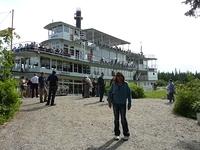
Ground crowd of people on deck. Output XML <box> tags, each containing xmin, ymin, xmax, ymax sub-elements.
<box><xmin>13</xmin><ymin>42</ymin><xmax>139</xmax><ymax>69</ymax></box>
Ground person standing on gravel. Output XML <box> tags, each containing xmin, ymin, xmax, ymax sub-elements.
<box><xmin>166</xmin><ymin>79</ymin><xmax>175</xmax><ymax>103</ymax></box>
<box><xmin>98</xmin><ymin>72</ymin><xmax>105</xmax><ymax>102</ymax></box>
<box><xmin>108</xmin><ymin>72</ymin><xmax>132</xmax><ymax>141</ymax></box>
<box><xmin>31</xmin><ymin>73</ymin><xmax>39</xmax><ymax>98</ymax></box>
<box><xmin>46</xmin><ymin>71</ymin><xmax>58</xmax><ymax>106</ymax></box>
<box><xmin>38</xmin><ymin>72</ymin><xmax>47</xmax><ymax>103</ymax></box>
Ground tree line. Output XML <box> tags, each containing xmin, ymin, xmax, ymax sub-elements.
<box><xmin>157</xmin><ymin>70</ymin><xmax>200</xmax><ymax>86</ymax></box>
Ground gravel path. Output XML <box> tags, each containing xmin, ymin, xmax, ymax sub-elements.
<box><xmin>0</xmin><ymin>96</ymin><xmax>199</xmax><ymax>150</ymax></box>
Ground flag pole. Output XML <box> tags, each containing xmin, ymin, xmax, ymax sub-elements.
<box><xmin>10</xmin><ymin>9</ymin><xmax>14</xmax><ymax>50</ymax></box>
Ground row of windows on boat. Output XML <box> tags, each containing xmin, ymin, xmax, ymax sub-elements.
<box><xmin>13</xmin><ymin>47</ymin><xmax>139</xmax><ymax>69</ymax></box>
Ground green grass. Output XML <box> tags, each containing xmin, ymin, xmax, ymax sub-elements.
<box><xmin>144</xmin><ymin>89</ymin><xmax>167</xmax><ymax>99</ymax></box>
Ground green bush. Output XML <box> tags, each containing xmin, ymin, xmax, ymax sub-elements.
<box><xmin>104</xmin><ymin>83</ymin><xmax>111</xmax><ymax>96</ymax></box>
<box><xmin>0</xmin><ymin>28</ymin><xmax>21</xmax><ymax>125</ymax></box>
<box><xmin>173</xmin><ymin>79</ymin><xmax>200</xmax><ymax>119</ymax></box>
<box><xmin>156</xmin><ymin>79</ymin><xmax>167</xmax><ymax>87</ymax></box>
<box><xmin>104</xmin><ymin>82</ymin><xmax>144</xmax><ymax>99</ymax></box>
<box><xmin>0</xmin><ymin>79</ymin><xmax>21</xmax><ymax>125</ymax></box>
<box><xmin>128</xmin><ymin>82</ymin><xmax>145</xmax><ymax>99</ymax></box>
<box><xmin>192</xmin><ymin>101</ymin><xmax>200</xmax><ymax>113</ymax></box>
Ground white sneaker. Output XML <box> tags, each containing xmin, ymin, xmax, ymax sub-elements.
<box><xmin>123</xmin><ymin>136</ymin><xmax>129</xmax><ymax>141</ymax></box>
<box><xmin>114</xmin><ymin>136</ymin><xmax>120</xmax><ymax>140</ymax></box>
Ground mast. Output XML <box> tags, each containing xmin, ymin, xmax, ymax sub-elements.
<box><xmin>10</xmin><ymin>9</ymin><xmax>14</xmax><ymax>50</ymax></box>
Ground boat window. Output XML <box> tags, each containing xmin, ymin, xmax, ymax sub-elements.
<box><xmin>82</xmin><ymin>65</ymin><xmax>86</xmax><ymax>74</ymax></box>
<box><xmin>74</xmin><ymin>64</ymin><xmax>78</xmax><ymax>72</ymax></box>
<box><xmin>57</xmin><ymin>60</ymin><xmax>62</xmax><ymax>71</ymax></box>
<box><xmin>52</xmin><ymin>59</ymin><xmax>57</xmax><ymax>69</ymax></box>
<box><xmin>64</xmin><ymin>26</ymin><xmax>69</xmax><ymax>33</ymax></box>
<box><xmin>63</xmin><ymin>62</ymin><xmax>70</xmax><ymax>72</ymax></box>
<box><xmin>75</xmin><ymin>50</ymin><xmax>79</xmax><ymax>59</ymax></box>
<box><xmin>53</xmin><ymin>25</ymin><xmax>62</xmax><ymax>34</ymax></box>
<box><xmin>78</xmin><ymin>64</ymin><xmax>82</xmax><ymax>73</ymax></box>
<box><xmin>86</xmin><ymin>65</ymin><xmax>90</xmax><ymax>74</ymax></box>
<box><xmin>64</xmin><ymin>44</ymin><xmax>69</xmax><ymax>55</ymax></box>
<box><xmin>41</xmin><ymin>57</ymin><xmax>50</xmax><ymax>69</ymax></box>
<box><xmin>70</xmin><ymin>46</ymin><xmax>74</xmax><ymax>56</ymax></box>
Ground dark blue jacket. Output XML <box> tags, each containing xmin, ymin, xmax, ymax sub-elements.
<box><xmin>109</xmin><ymin>82</ymin><xmax>131</xmax><ymax>105</ymax></box>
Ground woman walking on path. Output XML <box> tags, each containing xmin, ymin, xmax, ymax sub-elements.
<box><xmin>108</xmin><ymin>72</ymin><xmax>132</xmax><ymax>141</ymax></box>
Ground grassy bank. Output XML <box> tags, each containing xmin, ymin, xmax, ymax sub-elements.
<box><xmin>144</xmin><ymin>88</ymin><xmax>166</xmax><ymax>99</ymax></box>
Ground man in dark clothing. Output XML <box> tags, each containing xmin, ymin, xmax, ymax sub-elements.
<box><xmin>46</xmin><ymin>71</ymin><xmax>58</xmax><ymax>106</ymax></box>
<box><xmin>166</xmin><ymin>79</ymin><xmax>175</xmax><ymax>103</ymax></box>
<box><xmin>38</xmin><ymin>72</ymin><xmax>47</xmax><ymax>103</ymax></box>
<box><xmin>92</xmin><ymin>78</ymin><xmax>97</xmax><ymax>97</ymax></box>
<box><xmin>98</xmin><ymin>72</ymin><xmax>105</xmax><ymax>102</ymax></box>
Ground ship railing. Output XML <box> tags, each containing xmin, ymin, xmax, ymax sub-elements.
<box><xmin>13</xmin><ymin>42</ymin><xmax>138</xmax><ymax>70</ymax></box>
<box><xmin>91</xmin><ymin>59</ymin><xmax>137</xmax><ymax>70</ymax></box>
<box><xmin>12</xmin><ymin>66</ymin><xmax>41</xmax><ymax>72</ymax></box>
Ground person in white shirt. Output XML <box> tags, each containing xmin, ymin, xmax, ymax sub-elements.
<box><xmin>31</xmin><ymin>73</ymin><xmax>39</xmax><ymax>98</ymax></box>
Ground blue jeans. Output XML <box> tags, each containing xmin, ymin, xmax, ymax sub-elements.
<box><xmin>113</xmin><ymin>104</ymin><xmax>130</xmax><ymax>136</ymax></box>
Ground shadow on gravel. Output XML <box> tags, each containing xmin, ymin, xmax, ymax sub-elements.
<box><xmin>99</xmin><ymin>103</ymin><xmax>108</xmax><ymax>107</ymax></box>
<box><xmin>164</xmin><ymin>102</ymin><xmax>173</xmax><ymax>106</ymax></box>
<box><xmin>175</xmin><ymin>140</ymin><xmax>200</xmax><ymax>150</ymax></box>
<box><xmin>22</xmin><ymin>102</ymin><xmax>40</xmax><ymax>107</ymax></box>
<box><xmin>86</xmin><ymin>138</ymin><xmax>125</xmax><ymax>150</ymax></box>
<box><xmin>84</xmin><ymin>101</ymin><xmax>101</xmax><ymax>106</ymax></box>
<box><xmin>20</xmin><ymin>105</ymin><xmax>48</xmax><ymax>112</ymax></box>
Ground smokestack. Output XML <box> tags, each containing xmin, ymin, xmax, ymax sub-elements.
<box><xmin>74</xmin><ymin>8</ymin><xmax>83</xmax><ymax>29</ymax></box>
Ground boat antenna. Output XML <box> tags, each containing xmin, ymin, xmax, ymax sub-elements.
<box><xmin>140</xmin><ymin>41</ymin><xmax>143</xmax><ymax>55</ymax></box>
<box><xmin>10</xmin><ymin>9</ymin><xmax>14</xmax><ymax>50</ymax></box>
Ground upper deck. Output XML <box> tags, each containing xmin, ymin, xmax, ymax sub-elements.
<box><xmin>44</xmin><ymin>21</ymin><xmax>85</xmax><ymax>41</ymax></box>
<box><xmin>43</xmin><ymin>22</ymin><xmax>131</xmax><ymax>48</ymax></box>
<box><xmin>83</xmin><ymin>28</ymin><xmax>130</xmax><ymax>47</ymax></box>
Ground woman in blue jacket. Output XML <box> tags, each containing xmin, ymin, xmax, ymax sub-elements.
<box><xmin>108</xmin><ymin>72</ymin><xmax>132</xmax><ymax>141</ymax></box>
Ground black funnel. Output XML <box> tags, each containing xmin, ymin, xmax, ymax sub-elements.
<box><xmin>74</xmin><ymin>9</ymin><xmax>83</xmax><ymax>29</ymax></box>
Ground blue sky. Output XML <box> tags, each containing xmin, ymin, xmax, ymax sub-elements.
<box><xmin>0</xmin><ymin>0</ymin><xmax>200</xmax><ymax>73</ymax></box>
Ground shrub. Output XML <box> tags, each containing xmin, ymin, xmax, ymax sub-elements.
<box><xmin>192</xmin><ymin>101</ymin><xmax>200</xmax><ymax>113</ymax></box>
<box><xmin>104</xmin><ymin>82</ymin><xmax>144</xmax><ymax>99</ymax></box>
<box><xmin>128</xmin><ymin>82</ymin><xmax>145</xmax><ymax>99</ymax></box>
<box><xmin>0</xmin><ymin>79</ymin><xmax>21</xmax><ymax>125</ymax></box>
<box><xmin>0</xmin><ymin>28</ymin><xmax>21</xmax><ymax>125</ymax></box>
<box><xmin>156</xmin><ymin>79</ymin><xmax>167</xmax><ymax>87</ymax></box>
<box><xmin>104</xmin><ymin>84</ymin><xmax>111</xmax><ymax>96</ymax></box>
<box><xmin>173</xmin><ymin>79</ymin><xmax>200</xmax><ymax>118</ymax></box>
